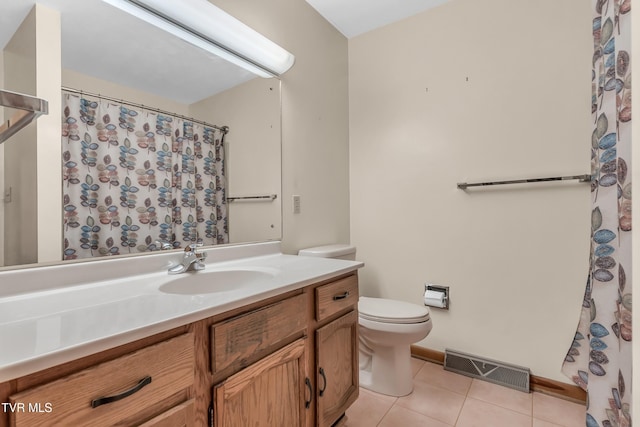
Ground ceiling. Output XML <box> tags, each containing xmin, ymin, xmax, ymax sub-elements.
<box><xmin>305</xmin><ymin>0</ymin><xmax>450</xmax><ymax>38</ymax></box>
<box><xmin>0</xmin><ymin>0</ymin><xmax>255</xmax><ymax>104</ymax></box>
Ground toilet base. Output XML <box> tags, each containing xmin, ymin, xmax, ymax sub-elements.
<box><xmin>359</xmin><ymin>344</ymin><xmax>414</xmax><ymax>397</ymax></box>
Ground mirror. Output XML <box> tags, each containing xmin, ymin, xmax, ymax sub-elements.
<box><xmin>0</xmin><ymin>0</ymin><xmax>282</xmax><ymax>269</ymax></box>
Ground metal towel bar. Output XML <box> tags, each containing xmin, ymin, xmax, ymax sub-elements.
<box><xmin>227</xmin><ymin>194</ymin><xmax>278</xmax><ymax>202</ymax></box>
<box><xmin>457</xmin><ymin>174</ymin><xmax>591</xmax><ymax>190</ymax></box>
<box><xmin>0</xmin><ymin>89</ymin><xmax>49</xmax><ymax>144</ymax></box>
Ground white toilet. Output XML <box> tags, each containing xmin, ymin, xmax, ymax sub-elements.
<box><xmin>298</xmin><ymin>244</ymin><xmax>433</xmax><ymax>397</ymax></box>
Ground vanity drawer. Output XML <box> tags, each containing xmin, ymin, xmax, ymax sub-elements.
<box><xmin>9</xmin><ymin>333</ymin><xmax>195</xmax><ymax>427</ymax></box>
<box><xmin>315</xmin><ymin>275</ymin><xmax>358</xmax><ymax>322</ymax></box>
<box><xmin>139</xmin><ymin>399</ymin><xmax>195</xmax><ymax>427</ymax></box>
<box><xmin>211</xmin><ymin>293</ymin><xmax>307</xmax><ymax>373</ymax></box>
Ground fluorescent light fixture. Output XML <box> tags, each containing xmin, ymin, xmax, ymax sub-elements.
<box><xmin>100</xmin><ymin>0</ymin><xmax>295</xmax><ymax>77</ymax></box>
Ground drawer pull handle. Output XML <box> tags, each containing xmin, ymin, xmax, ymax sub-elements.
<box><xmin>91</xmin><ymin>376</ymin><xmax>152</xmax><ymax>408</ymax></box>
<box><xmin>318</xmin><ymin>367</ymin><xmax>327</xmax><ymax>397</ymax></box>
<box><xmin>304</xmin><ymin>377</ymin><xmax>313</xmax><ymax>408</ymax></box>
<box><xmin>333</xmin><ymin>291</ymin><xmax>350</xmax><ymax>301</ymax></box>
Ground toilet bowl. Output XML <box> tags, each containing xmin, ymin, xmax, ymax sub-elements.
<box><xmin>358</xmin><ymin>296</ymin><xmax>432</xmax><ymax>396</ymax></box>
<box><xmin>298</xmin><ymin>244</ymin><xmax>433</xmax><ymax>397</ymax></box>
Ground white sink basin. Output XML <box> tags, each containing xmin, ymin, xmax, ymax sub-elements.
<box><xmin>158</xmin><ymin>268</ymin><xmax>278</xmax><ymax>295</ymax></box>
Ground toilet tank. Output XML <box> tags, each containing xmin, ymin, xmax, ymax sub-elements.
<box><xmin>298</xmin><ymin>244</ymin><xmax>356</xmax><ymax>260</ymax></box>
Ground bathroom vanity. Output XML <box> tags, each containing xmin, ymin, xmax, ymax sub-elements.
<box><xmin>0</xmin><ymin>243</ymin><xmax>362</xmax><ymax>426</ymax></box>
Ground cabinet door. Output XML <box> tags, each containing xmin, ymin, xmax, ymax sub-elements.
<box><xmin>213</xmin><ymin>338</ymin><xmax>309</xmax><ymax>427</ymax></box>
<box><xmin>316</xmin><ymin>310</ymin><xmax>358</xmax><ymax>427</ymax></box>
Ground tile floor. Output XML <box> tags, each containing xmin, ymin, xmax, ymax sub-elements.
<box><xmin>344</xmin><ymin>358</ymin><xmax>586</xmax><ymax>427</ymax></box>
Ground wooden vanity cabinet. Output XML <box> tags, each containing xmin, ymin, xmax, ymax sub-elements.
<box><xmin>316</xmin><ymin>311</ymin><xmax>358</xmax><ymax>427</ymax></box>
<box><xmin>210</xmin><ymin>273</ymin><xmax>359</xmax><ymax>427</ymax></box>
<box><xmin>8</xmin><ymin>333</ymin><xmax>196</xmax><ymax>427</ymax></box>
<box><xmin>210</xmin><ymin>293</ymin><xmax>311</xmax><ymax>427</ymax></box>
<box><xmin>213</xmin><ymin>338</ymin><xmax>309</xmax><ymax>427</ymax></box>
<box><xmin>0</xmin><ymin>272</ymin><xmax>360</xmax><ymax>427</ymax></box>
<box><xmin>313</xmin><ymin>275</ymin><xmax>359</xmax><ymax>427</ymax></box>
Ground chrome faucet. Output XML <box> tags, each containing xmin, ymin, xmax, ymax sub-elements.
<box><xmin>155</xmin><ymin>240</ymin><xmax>173</xmax><ymax>250</ymax></box>
<box><xmin>168</xmin><ymin>243</ymin><xmax>207</xmax><ymax>274</ymax></box>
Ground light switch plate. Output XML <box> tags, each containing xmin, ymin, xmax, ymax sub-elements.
<box><xmin>292</xmin><ymin>195</ymin><xmax>301</xmax><ymax>214</ymax></box>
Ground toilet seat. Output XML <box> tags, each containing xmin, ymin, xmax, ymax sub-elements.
<box><xmin>359</xmin><ymin>297</ymin><xmax>430</xmax><ymax>324</ymax></box>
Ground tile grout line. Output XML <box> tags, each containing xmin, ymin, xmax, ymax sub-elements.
<box><xmin>452</xmin><ymin>379</ymin><xmax>474</xmax><ymax>426</ymax></box>
<box><xmin>375</xmin><ymin>396</ymin><xmax>397</xmax><ymax>427</ymax></box>
<box><xmin>531</xmin><ymin>391</ymin><xmax>534</xmax><ymax>427</ymax></box>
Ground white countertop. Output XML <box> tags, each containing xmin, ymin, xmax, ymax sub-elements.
<box><xmin>0</xmin><ymin>242</ymin><xmax>363</xmax><ymax>382</ymax></box>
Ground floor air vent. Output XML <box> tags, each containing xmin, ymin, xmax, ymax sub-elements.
<box><xmin>444</xmin><ymin>349</ymin><xmax>530</xmax><ymax>393</ymax></box>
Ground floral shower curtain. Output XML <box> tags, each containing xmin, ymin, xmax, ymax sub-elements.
<box><xmin>62</xmin><ymin>93</ymin><xmax>228</xmax><ymax>260</ymax></box>
<box><xmin>561</xmin><ymin>1</ymin><xmax>632</xmax><ymax>426</ymax></box>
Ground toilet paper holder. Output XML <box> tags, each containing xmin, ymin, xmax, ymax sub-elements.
<box><xmin>424</xmin><ymin>284</ymin><xmax>449</xmax><ymax>310</ymax></box>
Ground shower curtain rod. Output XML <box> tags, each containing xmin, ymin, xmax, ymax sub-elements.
<box><xmin>61</xmin><ymin>86</ymin><xmax>229</xmax><ymax>134</ymax></box>
<box><xmin>457</xmin><ymin>174</ymin><xmax>591</xmax><ymax>189</ymax></box>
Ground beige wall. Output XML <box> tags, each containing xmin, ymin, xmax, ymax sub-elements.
<box><xmin>210</xmin><ymin>0</ymin><xmax>351</xmax><ymax>254</ymax></box>
<box><xmin>190</xmin><ymin>78</ymin><xmax>282</xmax><ymax>243</ymax></box>
<box><xmin>3</xmin><ymin>5</ymin><xmax>61</xmax><ymax>266</ymax></box>
<box><xmin>34</xmin><ymin>5</ymin><xmax>62</xmax><ymax>264</ymax></box>
<box><xmin>349</xmin><ymin>0</ymin><xmax>592</xmax><ymax>382</ymax></box>
<box><xmin>3</xmin><ymin>8</ymin><xmax>37</xmax><ymax>266</ymax></box>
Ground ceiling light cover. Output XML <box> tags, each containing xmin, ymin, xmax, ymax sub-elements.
<box><xmin>101</xmin><ymin>0</ymin><xmax>295</xmax><ymax>77</ymax></box>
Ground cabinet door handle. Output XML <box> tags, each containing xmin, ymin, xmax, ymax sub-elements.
<box><xmin>333</xmin><ymin>291</ymin><xmax>350</xmax><ymax>301</ymax></box>
<box><xmin>90</xmin><ymin>376</ymin><xmax>152</xmax><ymax>408</ymax></box>
<box><xmin>318</xmin><ymin>367</ymin><xmax>327</xmax><ymax>397</ymax></box>
<box><xmin>304</xmin><ymin>377</ymin><xmax>313</xmax><ymax>408</ymax></box>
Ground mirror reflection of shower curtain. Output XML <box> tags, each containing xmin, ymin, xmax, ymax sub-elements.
<box><xmin>62</xmin><ymin>93</ymin><xmax>228</xmax><ymax>260</ymax></box>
